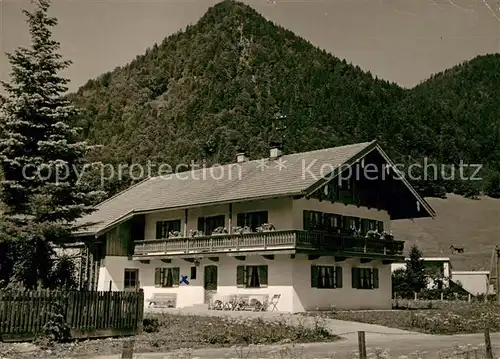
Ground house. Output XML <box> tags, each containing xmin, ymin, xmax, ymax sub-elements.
<box><xmin>391</xmin><ymin>257</ymin><xmax>451</xmax><ymax>289</ymax></box>
<box><xmin>73</xmin><ymin>140</ymin><xmax>435</xmax><ymax>312</ymax></box>
<box><xmin>451</xmin><ymin>271</ymin><xmax>493</xmax><ymax>296</ymax></box>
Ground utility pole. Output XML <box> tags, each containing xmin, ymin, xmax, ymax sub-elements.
<box><xmin>496</xmin><ymin>246</ymin><xmax>500</xmax><ymax>304</ymax></box>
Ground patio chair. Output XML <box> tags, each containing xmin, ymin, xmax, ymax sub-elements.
<box><xmin>223</xmin><ymin>295</ymin><xmax>238</xmax><ymax>310</ymax></box>
<box><xmin>268</xmin><ymin>294</ymin><xmax>281</xmax><ymax>311</ymax></box>
<box><xmin>210</xmin><ymin>299</ymin><xmax>223</xmax><ymax>310</ymax></box>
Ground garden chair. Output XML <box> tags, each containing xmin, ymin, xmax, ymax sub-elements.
<box><xmin>268</xmin><ymin>294</ymin><xmax>281</xmax><ymax>311</ymax></box>
<box><xmin>222</xmin><ymin>295</ymin><xmax>237</xmax><ymax>310</ymax></box>
<box><xmin>210</xmin><ymin>298</ymin><xmax>223</xmax><ymax>310</ymax></box>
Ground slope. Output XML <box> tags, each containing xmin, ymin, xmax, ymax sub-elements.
<box><xmin>71</xmin><ymin>1</ymin><xmax>404</xmax><ymax>177</ymax></box>
<box><xmin>392</xmin><ymin>194</ymin><xmax>500</xmax><ymax>271</ymax></box>
<box><xmin>67</xmin><ymin>0</ymin><xmax>500</xmax><ymax>270</ymax></box>
<box><xmin>70</xmin><ymin>0</ymin><xmax>500</xmax><ymax>199</ymax></box>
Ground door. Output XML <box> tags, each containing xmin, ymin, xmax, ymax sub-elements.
<box><xmin>204</xmin><ymin>265</ymin><xmax>218</xmax><ymax>304</ymax></box>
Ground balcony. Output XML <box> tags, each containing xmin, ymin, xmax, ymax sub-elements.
<box><xmin>133</xmin><ymin>230</ymin><xmax>404</xmax><ymax>259</ymax></box>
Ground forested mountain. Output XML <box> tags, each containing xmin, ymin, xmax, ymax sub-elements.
<box><xmin>69</xmin><ymin>0</ymin><xmax>500</xmax><ymax>199</ymax></box>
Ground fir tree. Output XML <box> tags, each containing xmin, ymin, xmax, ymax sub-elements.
<box><xmin>405</xmin><ymin>245</ymin><xmax>428</xmax><ymax>295</ymax></box>
<box><xmin>0</xmin><ymin>0</ymin><xmax>104</xmax><ymax>288</ymax></box>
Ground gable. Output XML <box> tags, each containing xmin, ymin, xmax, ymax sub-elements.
<box><xmin>305</xmin><ymin>145</ymin><xmax>435</xmax><ymax>220</ymax></box>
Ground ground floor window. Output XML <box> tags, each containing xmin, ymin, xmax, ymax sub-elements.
<box><xmin>237</xmin><ymin>265</ymin><xmax>268</xmax><ymax>288</ymax></box>
<box><xmin>311</xmin><ymin>265</ymin><xmax>343</xmax><ymax>288</ymax></box>
<box><xmin>352</xmin><ymin>267</ymin><xmax>379</xmax><ymax>289</ymax></box>
<box><xmin>154</xmin><ymin>267</ymin><xmax>180</xmax><ymax>287</ymax></box>
<box><xmin>124</xmin><ymin>268</ymin><xmax>139</xmax><ymax>289</ymax></box>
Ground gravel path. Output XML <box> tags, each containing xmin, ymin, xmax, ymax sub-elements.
<box><xmin>90</xmin><ymin>332</ymin><xmax>500</xmax><ymax>359</ymax></box>
<box><xmin>89</xmin><ymin>308</ymin><xmax>473</xmax><ymax>359</ymax></box>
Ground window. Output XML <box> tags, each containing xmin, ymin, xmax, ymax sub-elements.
<box><xmin>197</xmin><ymin>215</ymin><xmax>225</xmax><ymax>235</ymax></box>
<box><xmin>361</xmin><ymin>219</ymin><xmax>379</xmax><ymax>233</ymax></box>
<box><xmin>124</xmin><ymin>269</ymin><xmax>139</xmax><ymax>289</ymax></box>
<box><xmin>154</xmin><ymin>267</ymin><xmax>180</xmax><ymax>287</ymax></box>
<box><xmin>237</xmin><ymin>265</ymin><xmax>268</xmax><ymax>288</ymax></box>
<box><xmin>351</xmin><ymin>268</ymin><xmax>379</xmax><ymax>289</ymax></box>
<box><xmin>237</xmin><ymin>211</ymin><xmax>268</xmax><ymax>231</ymax></box>
<box><xmin>311</xmin><ymin>265</ymin><xmax>343</xmax><ymax>289</ymax></box>
<box><xmin>190</xmin><ymin>266</ymin><xmax>197</xmax><ymax>280</ymax></box>
<box><xmin>303</xmin><ymin>210</ymin><xmax>324</xmax><ymax>231</ymax></box>
<box><xmin>323</xmin><ymin>214</ymin><xmax>341</xmax><ymax>231</ymax></box>
<box><xmin>155</xmin><ymin>219</ymin><xmax>182</xmax><ymax>239</ymax></box>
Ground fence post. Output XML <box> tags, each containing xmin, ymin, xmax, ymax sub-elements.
<box><xmin>484</xmin><ymin>327</ymin><xmax>493</xmax><ymax>359</ymax></box>
<box><xmin>414</xmin><ymin>292</ymin><xmax>417</xmax><ymax>301</ymax></box>
<box><xmin>358</xmin><ymin>331</ymin><xmax>367</xmax><ymax>359</ymax></box>
<box><xmin>121</xmin><ymin>338</ymin><xmax>135</xmax><ymax>359</ymax></box>
<box><xmin>441</xmin><ymin>292</ymin><xmax>444</xmax><ymax>301</ymax></box>
<box><xmin>137</xmin><ymin>289</ymin><xmax>144</xmax><ymax>333</ymax></box>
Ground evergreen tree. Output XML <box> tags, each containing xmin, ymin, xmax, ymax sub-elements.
<box><xmin>404</xmin><ymin>245</ymin><xmax>428</xmax><ymax>295</ymax></box>
<box><xmin>391</xmin><ymin>268</ymin><xmax>412</xmax><ymax>299</ymax></box>
<box><xmin>0</xmin><ymin>0</ymin><xmax>104</xmax><ymax>289</ymax></box>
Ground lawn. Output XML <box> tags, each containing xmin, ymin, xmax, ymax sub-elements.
<box><xmin>310</xmin><ymin>302</ymin><xmax>500</xmax><ymax>335</ymax></box>
<box><xmin>0</xmin><ymin>313</ymin><xmax>338</xmax><ymax>358</ymax></box>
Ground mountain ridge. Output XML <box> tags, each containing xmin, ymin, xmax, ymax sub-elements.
<box><xmin>68</xmin><ymin>0</ymin><xmax>500</xmax><ymax>270</ymax></box>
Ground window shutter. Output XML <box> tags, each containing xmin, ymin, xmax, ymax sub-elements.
<box><xmin>156</xmin><ymin>222</ymin><xmax>162</xmax><ymax>239</ymax></box>
<box><xmin>373</xmin><ymin>268</ymin><xmax>379</xmax><ymax>289</ymax></box>
<box><xmin>154</xmin><ymin>268</ymin><xmax>161</xmax><ymax>287</ymax></box>
<box><xmin>197</xmin><ymin>217</ymin><xmax>205</xmax><ymax>232</ymax></box>
<box><xmin>336</xmin><ymin>266</ymin><xmax>343</xmax><ymax>288</ymax></box>
<box><xmin>351</xmin><ymin>267</ymin><xmax>359</xmax><ymax>289</ymax></box>
<box><xmin>377</xmin><ymin>221</ymin><xmax>384</xmax><ymax>232</ymax></box>
<box><xmin>172</xmin><ymin>267</ymin><xmax>180</xmax><ymax>286</ymax></box>
<box><xmin>303</xmin><ymin>211</ymin><xmax>310</xmax><ymax>230</ymax></box>
<box><xmin>237</xmin><ymin>213</ymin><xmax>245</xmax><ymax>227</ymax></box>
<box><xmin>343</xmin><ymin>216</ymin><xmax>350</xmax><ymax>230</ymax></box>
<box><xmin>173</xmin><ymin>220</ymin><xmax>181</xmax><ymax>232</ymax></box>
<box><xmin>236</xmin><ymin>265</ymin><xmax>245</xmax><ymax>287</ymax></box>
<box><xmin>259</xmin><ymin>265</ymin><xmax>268</xmax><ymax>286</ymax></box>
<box><xmin>311</xmin><ymin>265</ymin><xmax>318</xmax><ymax>288</ymax></box>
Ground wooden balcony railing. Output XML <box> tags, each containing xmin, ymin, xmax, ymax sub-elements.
<box><xmin>133</xmin><ymin>230</ymin><xmax>404</xmax><ymax>258</ymax></box>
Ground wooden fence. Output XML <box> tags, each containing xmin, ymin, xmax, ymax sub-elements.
<box><xmin>0</xmin><ymin>289</ymin><xmax>144</xmax><ymax>341</ymax></box>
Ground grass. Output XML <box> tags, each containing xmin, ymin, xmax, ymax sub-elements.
<box><xmin>309</xmin><ymin>301</ymin><xmax>500</xmax><ymax>335</ymax></box>
<box><xmin>0</xmin><ymin>313</ymin><xmax>338</xmax><ymax>358</ymax></box>
<box><xmin>392</xmin><ymin>194</ymin><xmax>500</xmax><ymax>271</ymax></box>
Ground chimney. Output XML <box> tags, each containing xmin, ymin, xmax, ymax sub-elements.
<box><xmin>235</xmin><ymin>146</ymin><xmax>247</xmax><ymax>163</ymax></box>
<box><xmin>236</xmin><ymin>152</ymin><xmax>247</xmax><ymax>163</ymax></box>
<box><xmin>269</xmin><ymin>141</ymin><xmax>283</xmax><ymax>159</ymax></box>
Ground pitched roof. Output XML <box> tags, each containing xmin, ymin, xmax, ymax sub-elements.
<box><xmin>74</xmin><ymin>140</ymin><xmax>434</xmax><ymax>236</ymax></box>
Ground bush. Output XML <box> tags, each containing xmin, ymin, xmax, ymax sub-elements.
<box><xmin>142</xmin><ymin>317</ymin><xmax>160</xmax><ymax>333</ymax></box>
<box><xmin>141</xmin><ymin>313</ymin><xmax>336</xmax><ymax>347</ymax></box>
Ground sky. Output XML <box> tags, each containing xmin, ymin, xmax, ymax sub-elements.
<box><xmin>1</xmin><ymin>0</ymin><xmax>499</xmax><ymax>91</ymax></box>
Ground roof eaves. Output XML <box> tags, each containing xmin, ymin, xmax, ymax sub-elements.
<box><xmin>77</xmin><ymin>191</ymin><xmax>304</xmax><ymax>237</ymax></box>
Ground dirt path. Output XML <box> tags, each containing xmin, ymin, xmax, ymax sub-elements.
<box><xmin>88</xmin><ymin>309</ymin><xmax>498</xmax><ymax>359</ymax></box>
<box><xmin>90</xmin><ymin>332</ymin><xmax>500</xmax><ymax>359</ymax></box>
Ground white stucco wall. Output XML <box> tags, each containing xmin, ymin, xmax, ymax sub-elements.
<box><xmin>144</xmin><ymin>198</ymin><xmax>293</xmax><ymax>239</ymax></box>
<box><xmin>102</xmin><ymin>196</ymin><xmax>395</xmax><ymax>312</ymax></box>
<box><xmin>452</xmin><ymin>271</ymin><xmax>491</xmax><ymax>295</ymax></box>
<box><xmin>292</xmin><ymin>255</ymin><xmax>392</xmax><ymax>311</ymax></box>
<box><xmin>99</xmin><ymin>254</ymin><xmax>392</xmax><ymax>312</ymax></box>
